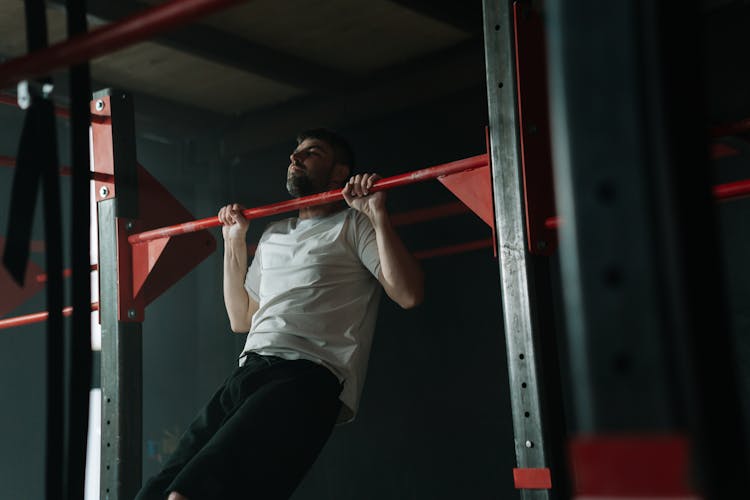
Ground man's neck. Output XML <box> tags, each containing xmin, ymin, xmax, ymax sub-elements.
<box><xmin>298</xmin><ymin>201</ymin><xmax>346</xmax><ymax>220</ymax></box>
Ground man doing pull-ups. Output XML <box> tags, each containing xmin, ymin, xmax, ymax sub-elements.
<box><xmin>136</xmin><ymin>129</ymin><xmax>424</xmax><ymax>500</ymax></box>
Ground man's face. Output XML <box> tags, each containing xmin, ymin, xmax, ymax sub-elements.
<box><xmin>286</xmin><ymin>138</ymin><xmax>339</xmax><ymax>197</ymax></box>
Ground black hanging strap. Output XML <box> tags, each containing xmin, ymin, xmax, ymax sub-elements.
<box><xmin>1</xmin><ymin>1</ymin><xmax>65</xmax><ymax>499</ymax></box>
<box><xmin>64</xmin><ymin>1</ymin><xmax>92</xmax><ymax>499</ymax></box>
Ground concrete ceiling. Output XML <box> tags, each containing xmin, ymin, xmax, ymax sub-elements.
<box><xmin>0</xmin><ymin>0</ymin><xmax>485</xmax><ymax>154</ymax></box>
<box><xmin>1</xmin><ymin>0</ymin><xmax>747</xmax><ymax>156</ymax></box>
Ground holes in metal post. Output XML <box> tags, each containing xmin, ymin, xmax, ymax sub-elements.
<box><xmin>612</xmin><ymin>351</ymin><xmax>633</xmax><ymax>375</ymax></box>
<box><xmin>602</xmin><ymin>266</ymin><xmax>623</xmax><ymax>288</ymax></box>
<box><xmin>519</xmin><ymin>353</ymin><xmax>525</xmax><ymax>360</ymax></box>
<box><xmin>521</xmin><ymin>382</ymin><xmax>527</xmax><ymax>388</ymax></box>
<box><xmin>596</xmin><ymin>180</ymin><xmax>617</xmax><ymax>204</ymax></box>
<box><xmin>494</xmin><ymin>24</ymin><xmax>500</xmax><ymax>31</ymax></box>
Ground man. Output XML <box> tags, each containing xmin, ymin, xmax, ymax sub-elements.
<box><xmin>136</xmin><ymin>129</ymin><xmax>424</xmax><ymax>500</ymax></box>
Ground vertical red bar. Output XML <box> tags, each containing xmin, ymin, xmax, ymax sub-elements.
<box><xmin>513</xmin><ymin>3</ymin><xmax>558</xmax><ymax>256</ymax></box>
<box><xmin>91</xmin><ymin>95</ymin><xmax>141</xmax><ymax>322</ymax></box>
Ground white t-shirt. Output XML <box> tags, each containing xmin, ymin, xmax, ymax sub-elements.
<box><xmin>241</xmin><ymin>208</ymin><xmax>382</xmax><ymax>423</ymax></box>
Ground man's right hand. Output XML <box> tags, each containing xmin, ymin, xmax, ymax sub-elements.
<box><xmin>218</xmin><ymin>203</ymin><xmax>250</xmax><ymax>240</ymax></box>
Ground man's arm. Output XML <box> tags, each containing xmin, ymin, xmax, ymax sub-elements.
<box><xmin>343</xmin><ymin>174</ymin><xmax>424</xmax><ymax>309</ymax></box>
<box><xmin>219</xmin><ymin>203</ymin><xmax>259</xmax><ymax>333</ymax></box>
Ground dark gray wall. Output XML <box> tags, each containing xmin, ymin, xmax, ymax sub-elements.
<box><xmin>3</xmin><ymin>11</ymin><xmax>750</xmax><ymax>495</ymax></box>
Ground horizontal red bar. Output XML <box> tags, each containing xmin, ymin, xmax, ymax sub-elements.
<box><xmin>413</xmin><ymin>239</ymin><xmax>493</xmax><ymax>260</ymax></box>
<box><xmin>128</xmin><ymin>154</ymin><xmax>489</xmax><ymax>244</ymax></box>
<box><xmin>711</xmin><ymin>142</ymin><xmax>739</xmax><ymax>159</ymax></box>
<box><xmin>569</xmin><ymin>434</ymin><xmax>694</xmax><ymax>496</ymax></box>
<box><xmin>0</xmin><ymin>0</ymin><xmax>247</xmax><ymax>89</ymax></box>
<box><xmin>1</xmin><ymin>155</ymin><xmax>113</xmax><ymax>182</ymax></box>
<box><xmin>390</xmin><ymin>202</ymin><xmax>470</xmax><ymax>227</ymax></box>
<box><xmin>0</xmin><ymin>302</ymin><xmax>99</xmax><ymax>330</ymax></box>
<box><xmin>0</xmin><ymin>93</ymin><xmax>70</xmax><ymax>118</ymax></box>
<box><xmin>711</xmin><ymin>118</ymin><xmax>750</xmax><ymax>137</ymax></box>
<box><xmin>713</xmin><ymin>178</ymin><xmax>750</xmax><ymax>201</ymax></box>
<box><xmin>545</xmin><ymin>178</ymin><xmax>750</xmax><ymax>230</ymax></box>
<box><xmin>245</xmin><ymin>203</ymin><xmax>480</xmax><ymax>257</ymax></box>
<box><xmin>35</xmin><ymin>264</ymin><xmax>98</xmax><ymax>284</ymax></box>
<box><xmin>513</xmin><ymin>467</ymin><xmax>552</xmax><ymax>489</ymax></box>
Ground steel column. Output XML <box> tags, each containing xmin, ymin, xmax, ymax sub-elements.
<box><xmin>482</xmin><ymin>1</ymin><xmax>551</xmax><ymax>497</ymax></box>
<box><xmin>94</xmin><ymin>89</ymin><xmax>142</xmax><ymax>500</ymax></box>
<box><xmin>98</xmin><ymin>200</ymin><xmax>142</xmax><ymax>500</ymax></box>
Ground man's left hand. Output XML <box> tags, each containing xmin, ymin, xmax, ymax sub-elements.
<box><xmin>342</xmin><ymin>173</ymin><xmax>386</xmax><ymax>222</ymax></box>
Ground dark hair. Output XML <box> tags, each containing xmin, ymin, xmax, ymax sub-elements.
<box><xmin>297</xmin><ymin>128</ymin><xmax>355</xmax><ymax>175</ymax></box>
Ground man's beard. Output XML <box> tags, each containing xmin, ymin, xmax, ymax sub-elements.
<box><xmin>286</xmin><ymin>172</ymin><xmax>314</xmax><ymax>198</ymax></box>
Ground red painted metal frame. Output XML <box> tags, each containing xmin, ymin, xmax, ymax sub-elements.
<box><xmin>414</xmin><ymin>239</ymin><xmax>494</xmax><ymax>260</ymax></box>
<box><xmin>91</xmin><ymin>94</ymin><xmax>139</xmax><ymax>321</ymax></box>
<box><xmin>0</xmin><ymin>93</ymin><xmax>70</xmax><ymax>118</ymax></box>
<box><xmin>513</xmin><ymin>3</ymin><xmax>558</xmax><ymax>256</ymax></box>
<box><xmin>513</xmin><ymin>467</ymin><xmax>552</xmax><ymax>490</ymax></box>
<box><xmin>1</xmin><ymin>154</ymin><xmax>113</xmax><ymax>182</ymax></box>
<box><xmin>0</xmin><ymin>302</ymin><xmax>99</xmax><ymax>330</ymax></box>
<box><xmin>35</xmin><ymin>264</ymin><xmax>98</xmax><ymax>284</ymax></box>
<box><xmin>569</xmin><ymin>435</ymin><xmax>695</xmax><ymax>496</ymax></box>
<box><xmin>128</xmin><ymin>154</ymin><xmax>489</xmax><ymax>244</ymax></box>
<box><xmin>711</xmin><ymin>142</ymin><xmax>739</xmax><ymax>159</ymax></box>
<box><xmin>0</xmin><ymin>0</ymin><xmax>248</xmax><ymax>89</ymax></box>
<box><xmin>128</xmin><ymin>165</ymin><xmax>217</xmax><ymax>311</ymax></box>
<box><xmin>545</xmin><ymin>178</ymin><xmax>750</xmax><ymax>229</ymax></box>
<box><xmin>437</xmin><ymin>165</ymin><xmax>495</xmax><ymax>229</ymax></box>
<box><xmin>390</xmin><ymin>201</ymin><xmax>470</xmax><ymax>226</ymax></box>
<box><xmin>245</xmin><ymin>203</ymin><xmax>488</xmax><ymax>259</ymax></box>
<box><xmin>713</xmin><ymin>178</ymin><xmax>750</xmax><ymax>201</ymax></box>
<box><xmin>711</xmin><ymin>118</ymin><xmax>750</xmax><ymax>137</ymax></box>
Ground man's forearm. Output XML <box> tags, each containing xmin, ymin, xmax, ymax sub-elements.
<box><xmin>223</xmin><ymin>237</ymin><xmax>251</xmax><ymax>332</ymax></box>
<box><xmin>371</xmin><ymin>212</ymin><xmax>424</xmax><ymax>309</ymax></box>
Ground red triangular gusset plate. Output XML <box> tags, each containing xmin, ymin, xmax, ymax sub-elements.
<box><xmin>129</xmin><ymin>165</ymin><xmax>216</xmax><ymax>307</ymax></box>
<box><xmin>437</xmin><ymin>165</ymin><xmax>495</xmax><ymax>231</ymax></box>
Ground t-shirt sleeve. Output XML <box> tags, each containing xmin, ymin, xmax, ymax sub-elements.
<box><xmin>244</xmin><ymin>248</ymin><xmax>261</xmax><ymax>302</ymax></box>
<box><xmin>351</xmin><ymin>211</ymin><xmax>381</xmax><ymax>278</ymax></box>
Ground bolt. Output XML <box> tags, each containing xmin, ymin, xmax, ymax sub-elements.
<box><xmin>126</xmin><ymin>221</ymin><xmax>135</xmax><ymax>231</ymax></box>
<box><xmin>99</xmin><ymin>186</ymin><xmax>109</xmax><ymax>198</ymax></box>
<box><xmin>95</xmin><ymin>100</ymin><xmax>105</xmax><ymax>111</ymax></box>
<box><xmin>536</xmin><ymin>240</ymin><xmax>547</xmax><ymax>250</ymax></box>
<box><xmin>127</xmin><ymin>309</ymin><xmax>136</xmax><ymax>319</ymax></box>
<box><xmin>525</xmin><ymin>440</ymin><xmax>534</xmax><ymax>448</ymax></box>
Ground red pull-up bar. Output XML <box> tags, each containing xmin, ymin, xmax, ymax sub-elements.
<box><xmin>128</xmin><ymin>154</ymin><xmax>489</xmax><ymax>244</ymax></box>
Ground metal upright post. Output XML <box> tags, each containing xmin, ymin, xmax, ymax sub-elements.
<box><xmin>546</xmin><ymin>0</ymin><xmax>748</xmax><ymax>496</ymax></box>
<box><xmin>482</xmin><ymin>1</ymin><xmax>554</xmax><ymax>497</ymax></box>
<box><xmin>94</xmin><ymin>89</ymin><xmax>142</xmax><ymax>500</ymax></box>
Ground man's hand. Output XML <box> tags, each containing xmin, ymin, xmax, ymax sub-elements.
<box><xmin>342</xmin><ymin>173</ymin><xmax>386</xmax><ymax>223</ymax></box>
<box><xmin>218</xmin><ymin>203</ymin><xmax>249</xmax><ymax>240</ymax></box>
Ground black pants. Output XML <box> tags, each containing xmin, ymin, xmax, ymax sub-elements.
<box><xmin>135</xmin><ymin>353</ymin><xmax>343</xmax><ymax>500</ymax></box>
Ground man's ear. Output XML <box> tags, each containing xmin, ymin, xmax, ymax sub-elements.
<box><xmin>331</xmin><ymin>163</ymin><xmax>350</xmax><ymax>186</ymax></box>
